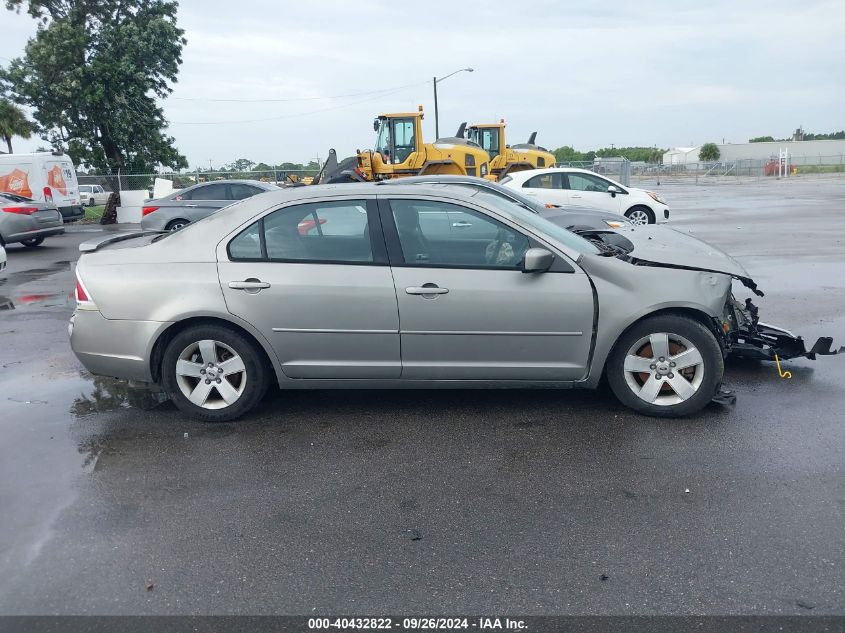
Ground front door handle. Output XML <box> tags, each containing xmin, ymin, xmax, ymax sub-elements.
<box><xmin>229</xmin><ymin>279</ymin><xmax>271</xmax><ymax>291</ymax></box>
<box><xmin>406</xmin><ymin>285</ymin><xmax>449</xmax><ymax>296</ymax></box>
<box><xmin>452</xmin><ymin>221</ymin><xmax>473</xmax><ymax>228</ymax></box>
<box><xmin>184</xmin><ymin>203</ymin><xmax>198</xmax><ymax>207</ymax></box>
<box><xmin>570</xmin><ymin>194</ymin><xmax>582</xmax><ymax>198</ymax></box>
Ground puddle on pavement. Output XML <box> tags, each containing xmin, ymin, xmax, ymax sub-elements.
<box><xmin>0</xmin><ymin>291</ymin><xmax>73</xmax><ymax>310</ymax></box>
<box><xmin>0</xmin><ymin>260</ymin><xmax>73</xmax><ymax>288</ymax></box>
<box><xmin>70</xmin><ymin>374</ymin><xmax>170</xmax><ymax>417</ymax></box>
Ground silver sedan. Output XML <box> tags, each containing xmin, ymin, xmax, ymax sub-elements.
<box><xmin>140</xmin><ymin>179</ymin><xmax>280</xmax><ymax>232</ymax></box>
<box><xmin>69</xmin><ymin>184</ymin><xmax>839</xmax><ymax>422</ymax></box>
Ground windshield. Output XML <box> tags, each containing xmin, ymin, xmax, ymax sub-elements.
<box><xmin>467</xmin><ymin>127</ymin><xmax>501</xmax><ymax>158</ymax></box>
<box><xmin>467</xmin><ymin>189</ymin><xmax>599</xmax><ymax>256</ymax></box>
<box><xmin>374</xmin><ymin>119</ymin><xmax>390</xmax><ymax>156</ymax></box>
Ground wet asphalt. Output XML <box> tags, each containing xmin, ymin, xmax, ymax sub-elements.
<box><xmin>0</xmin><ymin>177</ymin><xmax>843</xmax><ymax>615</ymax></box>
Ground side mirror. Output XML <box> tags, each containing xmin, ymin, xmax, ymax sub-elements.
<box><xmin>522</xmin><ymin>248</ymin><xmax>554</xmax><ymax>273</ymax></box>
<box><xmin>607</xmin><ymin>185</ymin><xmax>620</xmax><ymax>196</ymax></box>
<box><xmin>373</xmin><ymin>119</ymin><xmax>380</xmax><ymax>132</ymax></box>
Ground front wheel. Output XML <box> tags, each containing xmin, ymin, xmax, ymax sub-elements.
<box><xmin>625</xmin><ymin>205</ymin><xmax>655</xmax><ymax>225</ymax></box>
<box><xmin>21</xmin><ymin>237</ymin><xmax>45</xmax><ymax>247</ymax></box>
<box><xmin>606</xmin><ymin>315</ymin><xmax>723</xmax><ymax>417</ymax></box>
<box><xmin>161</xmin><ymin>325</ymin><xmax>269</xmax><ymax>422</ymax></box>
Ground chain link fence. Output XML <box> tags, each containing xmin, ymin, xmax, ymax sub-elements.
<box><xmin>554</xmin><ymin>159</ymin><xmax>631</xmax><ymax>186</ymax></box>
<box><xmin>632</xmin><ymin>155</ymin><xmax>845</xmax><ymax>187</ymax></box>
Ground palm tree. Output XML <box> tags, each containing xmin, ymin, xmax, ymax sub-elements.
<box><xmin>0</xmin><ymin>99</ymin><xmax>32</xmax><ymax>154</ymax></box>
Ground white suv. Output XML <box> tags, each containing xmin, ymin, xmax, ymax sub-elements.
<box><xmin>501</xmin><ymin>168</ymin><xmax>669</xmax><ymax>225</ymax></box>
<box><xmin>78</xmin><ymin>184</ymin><xmax>111</xmax><ymax>207</ymax></box>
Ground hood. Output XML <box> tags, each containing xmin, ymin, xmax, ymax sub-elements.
<box><xmin>610</xmin><ymin>225</ymin><xmax>763</xmax><ymax>296</ymax></box>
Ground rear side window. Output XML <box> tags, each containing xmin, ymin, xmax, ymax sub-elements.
<box><xmin>228</xmin><ymin>200</ymin><xmax>373</xmax><ymax>263</ymax></box>
<box><xmin>523</xmin><ymin>173</ymin><xmax>563</xmax><ymax>189</ymax></box>
<box><xmin>229</xmin><ymin>184</ymin><xmax>262</xmax><ymax>200</ymax></box>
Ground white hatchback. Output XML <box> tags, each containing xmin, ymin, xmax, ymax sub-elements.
<box><xmin>501</xmin><ymin>168</ymin><xmax>670</xmax><ymax>225</ymax></box>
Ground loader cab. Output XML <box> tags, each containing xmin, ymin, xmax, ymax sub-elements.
<box><xmin>374</xmin><ymin>113</ymin><xmax>422</xmax><ymax>165</ymax></box>
<box><xmin>466</xmin><ymin>124</ymin><xmax>503</xmax><ymax>160</ymax></box>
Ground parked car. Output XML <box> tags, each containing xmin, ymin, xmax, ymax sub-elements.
<box><xmin>0</xmin><ymin>192</ymin><xmax>65</xmax><ymax>247</ymax></box>
<box><xmin>502</xmin><ymin>168</ymin><xmax>670</xmax><ymax>225</ymax></box>
<box><xmin>69</xmin><ymin>183</ymin><xmax>840</xmax><ymax>422</ymax></box>
<box><xmin>378</xmin><ymin>175</ymin><xmax>632</xmax><ymax>233</ymax></box>
<box><xmin>78</xmin><ymin>184</ymin><xmax>111</xmax><ymax>207</ymax></box>
<box><xmin>0</xmin><ymin>151</ymin><xmax>83</xmax><ymax>222</ymax></box>
<box><xmin>140</xmin><ymin>179</ymin><xmax>280</xmax><ymax>232</ymax></box>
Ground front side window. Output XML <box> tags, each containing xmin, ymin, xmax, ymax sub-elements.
<box><xmin>565</xmin><ymin>172</ymin><xmax>611</xmax><ymax>192</ymax></box>
<box><xmin>186</xmin><ymin>183</ymin><xmax>228</xmax><ymax>200</ymax></box>
<box><xmin>523</xmin><ymin>173</ymin><xmax>563</xmax><ymax>189</ymax></box>
<box><xmin>229</xmin><ymin>200</ymin><xmax>373</xmax><ymax>263</ymax></box>
<box><xmin>389</xmin><ymin>199</ymin><xmax>529</xmax><ymax>269</ymax></box>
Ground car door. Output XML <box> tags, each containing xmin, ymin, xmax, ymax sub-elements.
<box><xmin>519</xmin><ymin>172</ymin><xmax>569</xmax><ymax>206</ymax></box>
<box><xmin>217</xmin><ymin>197</ymin><xmax>400</xmax><ymax>379</ymax></box>
<box><xmin>564</xmin><ymin>172</ymin><xmax>622</xmax><ymax>212</ymax></box>
<box><xmin>380</xmin><ymin>196</ymin><xmax>595</xmax><ymax>381</ymax></box>
<box><xmin>174</xmin><ymin>182</ymin><xmax>230</xmax><ymax>221</ymax></box>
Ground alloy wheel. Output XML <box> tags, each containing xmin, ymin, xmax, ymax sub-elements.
<box><xmin>627</xmin><ymin>208</ymin><xmax>651</xmax><ymax>225</ymax></box>
<box><xmin>175</xmin><ymin>339</ymin><xmax>247</xmax><ymax>409</ymax></box>
<box><xmin>622</xmin><ymin>332</ymin><xmax>704</xmax><ymax>406</ymax></box>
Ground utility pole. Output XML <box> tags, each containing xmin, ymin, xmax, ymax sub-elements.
<box><xmin>432</xmin><ymin>67</ymin><xmax>473</xmax><ymax>140</ymax></box>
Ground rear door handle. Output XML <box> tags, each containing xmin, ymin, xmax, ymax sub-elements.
<box><xmin>184</xmin><ymin>203</ymin><xmax>198</xmax><ymax>207</ymax></box>
<box><xmin>406</xmin><ymin>285</ymin><xmax>449</xmax><ymax>295</ymax></box>
<box><xmin>229</xmin><ymin>279</ymin><xmax>271</xmax><ymax>291</ymax></box>
<box><xmin>451</xmin><ymin>221</ymin><xmax>472</xmax><ymax>228</ymax></box>
<box><xmin>570</xmin><ymin>194</ymin><xmax>582</xmax><ymax>198</ymax></box>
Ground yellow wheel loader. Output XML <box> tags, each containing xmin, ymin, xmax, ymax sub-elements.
<box><xmin>462</xmin><ymin>121</ymin><xmax>556</xmax><ymax>180</ymax></box>
<box><xmin>320</xmin><ymin>106</ymin><xmax>491</xmax><ymax>183</ymax></box>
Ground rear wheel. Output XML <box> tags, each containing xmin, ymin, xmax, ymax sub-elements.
<box><xmin>606</xmin><ymin>315</ymin><xmax>723</xmax><ymax>417</ymax></box>
<box><xmin>20</xmin><ymin>237</ymin><xmax>45</xmax><ymax>247</ymax></box>
<box><xmin>165</xmin><ymin>219</ymin><xmax>189</xmax><ymax>232</ymax></box>
<box><xmin>625</xmin><ymin>205</ymin><xmax>654</xmax><ymax>225</ymax></box>
<box><xmin>161</xmin><ymin>325</ymin><xmax>269</xmax><ymax>422</ymax></box>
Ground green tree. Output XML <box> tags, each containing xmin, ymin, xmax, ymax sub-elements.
<box><xmin>2</xmin><ymin>0</ymin><xmax>187</xmax><ymax>175</ymax></box>
<box><xmin>0</xmin><ymin>98</ymin><xmax>32</xmax><ymax>153</ymax></box>
<box><xmin>749</xmin><ymin>136</ymin><xmax>776</xmax><ymax>143</ymax></box>
<box><xmin>699</xmin><ymin>142</ymin><xmax>720</xmax><ymax>162</ymax></box>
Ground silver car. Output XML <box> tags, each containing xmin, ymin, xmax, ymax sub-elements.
<box><xmin>0</xmin><ymin>192</ymin><xmax>65</xmax><ymax>248</ymax></box>
<box><xmin>140</xmin><ymin>179</ymin><xmax>280</xmax><ymax>232</ymax></box>
<box><xmin>69</xmin><ymin>184</ymin><xmax>840</xmax><ymax>422</ymax></box>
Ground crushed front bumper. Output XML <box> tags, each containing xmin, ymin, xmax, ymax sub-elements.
<box><xmin>726</xmin><ymin>297</ymin><xmax>843</xmax><ymax>361</ymax></box>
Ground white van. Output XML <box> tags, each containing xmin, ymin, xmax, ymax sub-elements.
<box><xmin>0</xmin><ymin>151</ymin><xmax>83</xmax><ymax>222</ymax></box>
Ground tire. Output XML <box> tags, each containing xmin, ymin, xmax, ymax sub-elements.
<box><xmin>625</xmin><ymin>205</ymin><xmax>655</xmax><ymax>225</ymax></box>
<box><xmin>165</xmin><ymin>219</ymin><xmax>189</xmax><ymax>232</ymax></box>
<box><xmin>606</xmin><ymin>314</ymin><xmax>723</xmax><ymax>417</ymax></box>
<box><xmin>20</xmin><ymin>237</ymin><xmax>45</xmax><ymax>247</ymax></box>
<box><xmin>161</xmin><ymin>324</ymin><xmax>269</xmax><ymax>422</ymax></box>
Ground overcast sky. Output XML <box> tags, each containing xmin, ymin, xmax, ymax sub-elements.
<box><xmin>2</xmin><ymin>0</ymin><xmax>844</xmax><ymax>168</ymax></box>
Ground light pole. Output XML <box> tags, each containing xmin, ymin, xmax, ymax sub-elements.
<box><xmin>433</xmin><ymin>67</ymin><xmax>473</xmax><ymax>139</ymax></box>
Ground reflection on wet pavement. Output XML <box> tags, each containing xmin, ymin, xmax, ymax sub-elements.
<box><xmin>71</xmin><ymin>374</ymin><xmax>169</xmax><ymax>417</ymax></box>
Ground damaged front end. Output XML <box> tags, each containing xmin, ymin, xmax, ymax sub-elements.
<box><xmin>580</xmin><ymin>225</ymin><xmax>843</xmax><ymax>363</ymax></box>
<box><xmin>723</xmin><ymin>296</ymin><xmax>843</xmax><ymax>361</ymax></box>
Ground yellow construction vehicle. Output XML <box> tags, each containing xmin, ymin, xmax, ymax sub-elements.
<box><xmin>462</xmin><ymin>121</ymin><xmax>556</xmax><ymax>179</ymax></box>
<box><xmin>321</xmin><ymin>106</ymin><xmax>491</xmax><ymax>183</ymax></box>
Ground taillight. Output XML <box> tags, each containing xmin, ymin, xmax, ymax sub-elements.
<box><xmin>43</xmin><ymin>186</ymin><xmax>53</xmax><ymax>204</ymax></box>
<box><xmin>142</xmin><ymin>206</ymin><xmax>160</xmax><ymax>216</ymax></box>
<box><xmin>74</xmin><ymin>271</ymin><xmax>97</xmax><ymax>309</ymax></box>
<box><xmin>2</xmin><ymin>206</ymin><xmax>39</xmax><ymax>215</ymax></box>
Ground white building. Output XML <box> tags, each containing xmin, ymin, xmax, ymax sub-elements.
<box><xmin>664</xmin><ymin>139</ymin><xmax>845</xmax><ymax>165</ymax></box>
<box><xmin>716</xmin><ymin>139</ymin><xmax>845</xmax><ymax>163</ymax></box>
<box><xmin>662</xmin><ymin>147</ymin><xmax>699</xmax><ymax>165</ymax></box>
